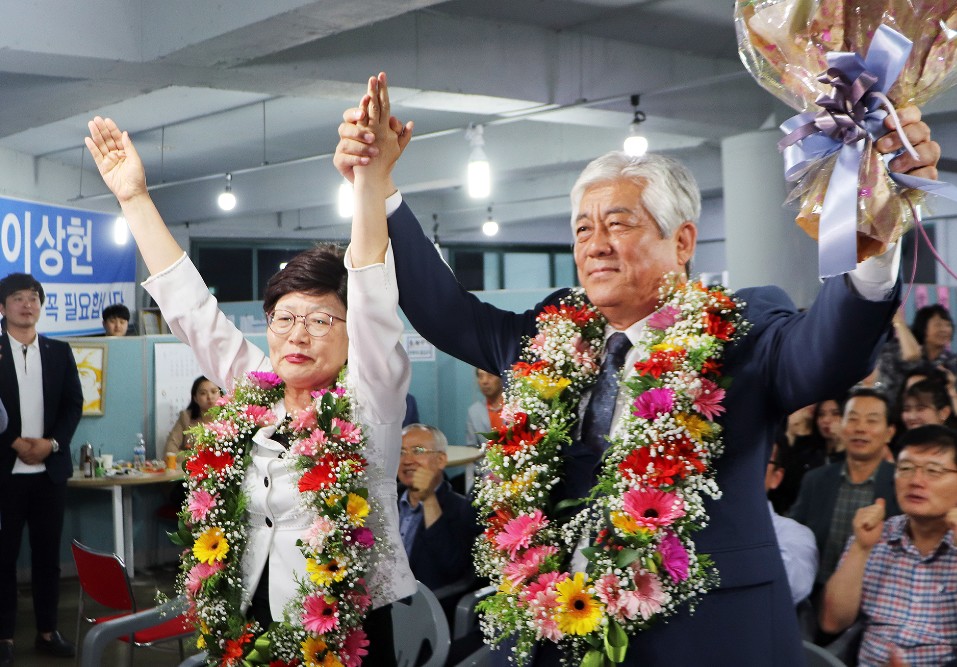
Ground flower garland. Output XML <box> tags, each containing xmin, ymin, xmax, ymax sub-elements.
<box><xmin>170</xmin><ymin>370</ymin><xmax>375</xmax><ymax>667</ymax></box>
<box><xmin>474</xmin><ymin>277</ymin><xmax>749</xmax><ymax>666</ymax></box>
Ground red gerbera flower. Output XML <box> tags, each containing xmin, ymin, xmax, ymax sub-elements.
<box><xmin>704</xmin><ymin>313</ymin><xmax>735</xmax><ymax>341</ymax></box>
<box><xmin>700</xmin><ymin>358</ymin><xmax>722</xmax><ymax>377</ymax></box>
<box><xmin>485</xmin><ymin>505</ymin><xmax>514</xmax><ymax>540</ymax></box>
<box><xmin>633</xmin><ymin>349</ymin><xmax>686</xmax><ymax>379</ymax></box>
<box><xmin>185</xmin><ymin>448</ymin><xmax>235</xmax><ymax>481</ymax></box>
<box><xmin>299</xmin><ymin>455</ymin><xmax>339</xmax><ymax>492</ymax></box>
<box><xmin>491</xmin><ymin>412</ymin><xmax>544</xmax><ymax>456</ymax></box>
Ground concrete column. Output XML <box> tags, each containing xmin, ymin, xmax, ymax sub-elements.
<box><xmin>721</xmin><ymin>129</ymin><xmax>820</xmax><ymax>308</ymax></box>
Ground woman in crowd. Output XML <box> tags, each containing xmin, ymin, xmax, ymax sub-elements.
<box><xmin>84</xmin><ymin>73</ymin><xmax>413</xmax><ymax>666</ymax></box>
<box><xmin>880</xmin><ymin>305</ymin><xmax>957</xmax><ymax>398</ymax></box>
<box><xmin>163</xmin><ymin>376</ymin><xmax>220</xmax><ymax>456</ymax></box>
<box><xmin>900</xmin><ymin>377</ymin><xmax>956</xmax><ymax>432</ymax></box>
<box><xmin>814</xmin><ymin>398</ymin><xmax>845</xmax><ymax>463</ymax></box>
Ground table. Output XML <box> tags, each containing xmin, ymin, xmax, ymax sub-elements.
<box><xmin>67</xmin><ymin>469</ymin><xmax>184</xmax><ymax>577</ymax></box>
<box><xmin>445</xmin><ymin>445</ymin><xmax>484</xmax><ymax>491</ymax></box>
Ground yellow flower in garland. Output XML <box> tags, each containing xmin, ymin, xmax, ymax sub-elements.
<box><xmin>651</xmin><ymin>341</ymin><xmax>682</xmax><ymax>354</ymax></box>
<box><xmin>302</xmin><ymin>637</ymin><xmax>328</xmax><ymax>666</ymax></box>
<box><xmin>527</xmin><ymin>373</ymin><xmax>572</xmax><ymax>400</ymax></box>
<box><xmin>611</xmin><ymin>510</ymin><xmax>643</xmax><ymax>535</ymax></box>
<box><xmin>322</xmin><ymin>655</ymin><xmax>344</xmax><ymax>667</ymax></box>
<box><xmin>326</xmin><ymin>494</ymin><xmax>342</xmax><ymax>507</ymax></box>
<box><xmin>307</xmin><ymin>556</ymin><xmax>349</xmax><ymax>585</ymax></box>
<box><xmin>346</xmin><ymin>493</ymin><xmax>370</xmax><ymax>526</ymax></box>
<box><xmin>193</xmin><ymin>527</ymin><xmax>229</xmax><ymax>564</ymax></box>
<box><xmin>675</xmin><ymin>412</ymin><xmax>711</xmax><ymax>442</ymax></box>
<box><xmin>555</xmin><ymin>572</ymin><xmax>603</xmax><ymax>635</ymax></box>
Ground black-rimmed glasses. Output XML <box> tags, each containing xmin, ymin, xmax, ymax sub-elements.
<box><xmin>266</xmin><ymin>309</ymin><xmax>344</xmax><ymax>338</ymax></box>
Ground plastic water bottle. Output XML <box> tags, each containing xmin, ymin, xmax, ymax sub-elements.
<box><xmin>133</xmin><ymin>433</ymin><xmax>147</xmax><ymax>469</ymax></box>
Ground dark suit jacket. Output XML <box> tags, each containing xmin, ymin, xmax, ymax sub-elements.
<box><xmin>387</xmin><ymin>201</ymin><xmax>898</xmax><ymax>665</ymax></box>
<box><xmin>789</xmin><ymin>460</ymin><xmax>901</xmax><ymax>559</ymax></box>
<box><xmin>403</xmin><ymin>480</ymin><xmax>479</xmax><ymax>591</ymax></box>
<box><xmin>0</xmin><ymin>332</ymin><xmax>83</xmax><ymax>485</ymax></box>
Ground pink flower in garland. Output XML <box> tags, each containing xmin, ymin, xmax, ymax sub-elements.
<box><xmin>521</xmin><ymin>571</ymin><xmax>566</xmax><ymax>603</ymax></box>
<box><xmin>340</xmin><ymin>628</ymin><xmax>370</xmax><ymax>667</ymax></box>
<box><xmin>525</xmin><ymin>581</ymin><xmax>564</xmax><ymax>641</ymax></box>
<box><xmin>690</xmin><ymin>377</ymin><xmax>726</xmax><ymax>420</ymax></box>
<box><xmin>302</xmin><ymin>594</ymin><xmax>339</xmax><ymax>634</ymax></box>
<box><xmin>186</xmin><ymin>489</ymin><xmax>218</xmax><ymax>522</ymax></box>
<box><xmin>184</xmin><ymin>561</ymin><xmax>224</xmax><ymax>595</ymax></box>
<box><xmin>633</xmin><ymin>387</ymin><xmax>676</xmax><ymax>420</ymax></box>
<box><xmin>630</xmin><ymin>567</ymin><xmax>669</xmax><ymax>619</ymax></box>
<box><xmin>206</xmin><ymin>420</ymin><xmax>239</xmax><ymax>442</ymax></box>
<box><xmin>242</xmin><ymin>404</ymin><xmax>276</xmax><ymax>427</ymax></box>
<box><xmin>503</xmin><ymin>545</ymin><xmax>558</xmax><ymax>586</ymax></box>
<box><xmin>290</xmin><ymin>428</ymin><xmax>328</xmax><ymax>457</ymax></box>
<box><xmin>622</xmin><ymin>488</ymin><xmax>686</xmax><ymax>529</ymax></box>
<box><xmin>646</xmin><ymin>304</ymin><xmax>681</xmax><ymax>330</ymax></box>
<box><xmin>304</xmin><ymin>516</ymin><xmax>336</xmax><ymax>552</ymax></box>
<box><xmin>659</xmin><ymin>531</ymin><xmax>690</xmax><ymax>582</ymax></box>
<box><xmin>332</xmin><ymin>417</ymin><xmax>362</xmax><ymax>443</ymax></box>
<box><xmin>495</xmin><ymin>510</ymin><xmax>548</xmax><ymax>558</ymax></box>
<box><xmin>248</xmin><ymin>371</ymin><xmax>282</xmax><ymax>389</ymax></box>
<box><xmin>290</xmin><ymin>407</ymin><xmax>318</xmax><ymax>431</ymax></box>
<box><xmin>343</xmin><ymin>580</ymin><xmax>372</xmax><ymax>615</ymax></box>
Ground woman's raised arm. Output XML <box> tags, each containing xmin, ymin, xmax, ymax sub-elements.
<box><xmin>85</xmin><ymin>116</ymin><xmax>184</xmax><ymax>274</ymax></box>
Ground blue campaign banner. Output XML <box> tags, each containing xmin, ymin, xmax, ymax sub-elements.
<box><xmin>0</xmin><ymin>195</ymin><xmax>136</xmax><ymax>337</ymax></box>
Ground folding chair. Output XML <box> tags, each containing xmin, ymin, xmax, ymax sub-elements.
<box><xmin>392</xmin><ymin>581</ymin><xmax>450</xmax><ymax>667</ymax></box>
<box><xmin>72</xmin><ymin>540</ymin><xmax>192</xmax><ymax>666</ymax></box>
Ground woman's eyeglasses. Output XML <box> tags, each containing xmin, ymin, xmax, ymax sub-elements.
<box><xmin>266</xmin><ymin>309</ymin><xmax>344</xmax><ymax>338</ymax></box>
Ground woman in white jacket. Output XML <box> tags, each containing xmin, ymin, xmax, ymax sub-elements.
<box><xmin>84</xmin><ymin>74</ymin><xmax>414</xmax><ymax>665</ymax></box>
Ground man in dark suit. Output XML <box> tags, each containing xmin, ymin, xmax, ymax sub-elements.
<box><xmin>790</xmin><ymin>387</ymin><xmax>901</xmax><ymax>588</ymax></box>
<box><xmin>334</xmin><ymin>76</ymin><xmax>940</xmax><ymax>665</ymax></box>
<box><xmin>0</xmin><ymin>273</ymin><xmax>83</xmax><ymax>666</ymax></box>
<box><xmin>397</xmin><ymin>423</ymin><xmax>478</xmax><ymax>591</ymax></box>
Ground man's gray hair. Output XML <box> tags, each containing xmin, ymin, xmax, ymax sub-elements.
<box><xmin>570</xmin><ymin>151</ymin><xmax>701</xmax><ymax>239</ymax></box>
<box><xmin>401</xmin><ymin>423</ymin><xmax>448</xmax><ymax>453</ymax></box>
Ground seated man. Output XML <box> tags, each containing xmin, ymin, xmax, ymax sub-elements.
<box><xmin>397</xmin><ymin>423</ymin><xmax>479</xmax><ymax>591</ymax></box>
<box><xmin>821</xmin><ymin>424</ymin><xmax>957</xmax><ymax>666</ymax></box>
<box><xmin>101</xmin><ymin>303</ymin><xmax>130</xmax><ymax>337</ymax></box>
<box><xmin>790</xmin><ymin>387</ymin><xmax>901</xmax><ymax>587</ymax></box>
<box><xmin>766</xmin><ymin>444</ymin><xmax>818</xmax><ymax>605</ymax></box>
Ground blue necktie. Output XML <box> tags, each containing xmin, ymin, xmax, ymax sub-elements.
<box><xmin>580</xmin><ymin>332</ymin><xmax>632</xmax><ymax>452</ymax></box>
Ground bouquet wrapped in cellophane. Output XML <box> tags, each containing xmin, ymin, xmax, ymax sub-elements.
<box><xmin>735</xmin><ymin>0</ymin><xmax>957</xmax><ymax>275</ymax></box>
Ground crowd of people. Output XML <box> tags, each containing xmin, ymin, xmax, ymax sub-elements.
<box><xmin>0</xmin><ymin>69</ymin><xmax>954</xmax><ymax>667</ymax></box>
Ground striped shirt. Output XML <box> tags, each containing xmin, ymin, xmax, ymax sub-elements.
<box><xmin>848</xmin><ymin>514</ymin><xmax>957</xmax><ymax>666</ymax></box>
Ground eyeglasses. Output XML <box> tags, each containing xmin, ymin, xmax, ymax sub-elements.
<box><xmin>266</xmin><ymin>309</ymin><xmax>344</xmax><ymax>338</ymax></box>
<box><xmin>400</xmin><ymin>446</ymin><xmax>441</xmax><ymax>457</ymax></box>
<box><xmin>894</xmin><ymin>461</ymin><xmax>957</xmax><ymax>479</ymax></box>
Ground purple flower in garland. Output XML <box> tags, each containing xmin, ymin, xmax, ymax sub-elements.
<box><xmin>646</xmin><ymin>305</ymin><xmax>680</xmax><ymax>330</ymax></box>
<box><xmin>247</xmin><ymin>371</ymin><xmax>282</xmax><ymax>389</ymax></box>
<box><xmin>350</xmin><ymin>526</ymin><xmax>375</xmax><ymax>549</ymax></box>
<box><xmin>658</xmin><ymin>531</ymin><xmax>690</xmax><ymax>582</ymax></box>
<box><xmin>633</xmin><ymin>387</ymin><xmax>675</xmax><ymax>420</ymax></box>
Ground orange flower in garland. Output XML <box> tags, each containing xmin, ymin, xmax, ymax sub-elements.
<box><xmin>186</xmin><ymin>448</ymin><xmax>235</xmax><ymax>481</ymax></box>
<box><xmin>538</xmin><ymin>303</ymin><xmax>599</xmax><ymax>328</ymax></box>
<box><xmin>701</xmin><ymin>358</ymin><xmax>722</xmax><ymax>378</ymax></box>
<box><xmin>221</xmin><ymin>628</ymin><xmax>254</xmax><ymax>666</ymax></box>
<box><xmin>513</xmin><ymin>360</ymin><xmax>549</xmax><ymax>376</ymax></box>
<box><xmin>485</xmin><ymin>505</ymin><xmax>514</xmax><ymax>540</ymax></box>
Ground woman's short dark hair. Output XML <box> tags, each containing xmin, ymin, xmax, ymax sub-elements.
<box><xmin>262</xmin><ymin>244</ymin><xmax>347</xmax><ymax>315</ymax></box>
<box><xmin>911</xmin><ymin>304</ymin><xmax>952</xmax><ymax>346</ymax></box>
<box><xmin>903</xmin><ymin>378</ymin><xmax>952</xmax><ymax>412</ymax></box>
<box><xmin>0</xmin><ymin>273</ymin><xmax>44</xmax><ymax>306</ymax></box>
<box><xmin>188</xmin><ymin>375</ymin><xmax>211</xmax><ymax>420</ymax></box>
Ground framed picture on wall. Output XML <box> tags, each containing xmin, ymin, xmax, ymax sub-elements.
<box><xmin>69</xmin><ymin>342</ymin><xmax>108</xmax><ymax>416</ymax></box>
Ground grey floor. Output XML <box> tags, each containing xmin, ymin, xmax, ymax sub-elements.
<box><xmin>10</xmin><ymin>566</ymin><xmax>198</xmax><ymax>667</ymax></box>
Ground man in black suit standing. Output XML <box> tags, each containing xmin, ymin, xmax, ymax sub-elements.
<box><xmin>0</xmin><ymin>273</ymin><xmax>82</xmax><ymax>666</ymax></box>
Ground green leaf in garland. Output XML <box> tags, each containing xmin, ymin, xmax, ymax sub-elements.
<box><xmin>604</xmin><ymin>618</ymin><xmax>628</xmax><ymax>663</ymax></box>
<box><xmin>581</xmin><ymin>648</ymin><xmax>605</xmax><ymax>667</ymax></box>
<box><xmin>580</xmin><ymin>546</ymin><xmax>602</xmax><ymax>562</ymax></box>
<box><xmin>614</xmin><ymin>547</ymin><xmax>640</xmax><ymax>568</ymax></box>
